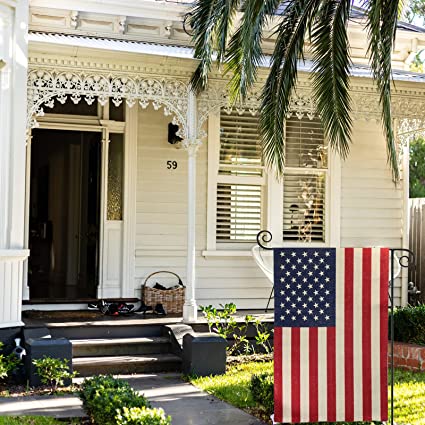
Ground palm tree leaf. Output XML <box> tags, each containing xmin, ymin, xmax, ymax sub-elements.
<box><xmin>225</xmin><ymin>0</ymin><xmax>281</xmax><ymax>102</ymax></box>
<box><xmin>366</xmin><ymin>0</ymin><xmax>401</xmax><ymax>180</ymax></box>
<box><xmin>189</xmin><ymin>0</ymin><xmax>240</xmax><ymax>92</ymax></box>
<box><xmin>260</xmin><ymin>0</ymin><xmax>322</xmax><ymax>177</ymax></box>
<box><xmin>311</xmin><ymin>0</ymin><xmax>352</xmax><ymax>159</ymax></box>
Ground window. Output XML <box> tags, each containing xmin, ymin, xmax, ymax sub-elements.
<box><xmin>215</xmin><ymin>110</ymin><xmax>265</xmax><ymax>244</ymax></box>
<box><xmin>206</xmin><ymin>110</ymin><xmax>332</xmax><ymax>254</ymax></box>
<box><xmin>282</xmin><ymin>117</ymin><xmax>328</xmax><ymax>243</ymax></box>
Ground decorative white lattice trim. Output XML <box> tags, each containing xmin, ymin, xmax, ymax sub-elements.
<box><xmin>27</xmin><ymin>68</ymin><xmax>191</xmax><ymax>139</ymax></box>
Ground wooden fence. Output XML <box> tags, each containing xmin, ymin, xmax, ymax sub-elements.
<box><xmin>409</xmin><ymin>198</ymin><xmax>425</xmax><ymax>303</ymax></box>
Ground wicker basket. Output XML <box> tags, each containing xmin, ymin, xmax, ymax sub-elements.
<box><xmin>142</xmin><ymin>271</ymin><xmax>185</xmax><ymax>314</ymax></box>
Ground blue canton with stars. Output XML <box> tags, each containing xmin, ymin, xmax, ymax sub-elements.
<box><xmin>274</xmin><ymin>248</ymin><xmax>336</xmax><ymax>327</ymax></box>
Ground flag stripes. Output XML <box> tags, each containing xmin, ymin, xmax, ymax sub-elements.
<box><xmin>274</xmin><ymin>247</ymin><xmax>389</xmax><ymax>423</ymax></box>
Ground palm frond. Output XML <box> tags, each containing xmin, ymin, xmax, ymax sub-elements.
<box><xmin>366</xmin><ymin>0</ymin><xmax>400</xmax><ymax>180</ymax></box>
<box><xmin>311</xmin><ymin>0</ymin><xmax>352</xmax><ymax>159</ymax></box>
<box><xmin>189</xmin><ymin>0</ymin><xmax>240</xmax><ymax>92</ymax></box>
<box><xmin>225</xmin><ymin>0</ymin><xmax>281</xmax><ymax>102</ymax></box>
<box><xmin>260</xmin><ymin>0</ymin><xmax>322</xmax><ymax>178</ymax></box>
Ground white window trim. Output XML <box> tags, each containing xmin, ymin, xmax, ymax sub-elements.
<box><xmin>204</xmin><ymin>112</ymin><xmax>342</xmax><ymax>257</ymax></box>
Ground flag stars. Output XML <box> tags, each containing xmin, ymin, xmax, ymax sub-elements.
<box><xmin>276</xmin><ymin>248</ymin><xmax>335</xmax><ymax>326</ymax></box>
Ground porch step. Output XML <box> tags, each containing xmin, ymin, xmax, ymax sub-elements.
<box><xmin>73</xmin><ymin>353</ymin><xmax>182</xmax><ymax>376</ymax></box>
<box><xmin>71</xmin><ymin>336</ymin><xmax>171</xmax><ymax>357</ymax></box>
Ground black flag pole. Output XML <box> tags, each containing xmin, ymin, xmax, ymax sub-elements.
<box><xmin>389</xmin><ymin>249</ymin><xmax>415</xmax><ymax>425</ymax></box>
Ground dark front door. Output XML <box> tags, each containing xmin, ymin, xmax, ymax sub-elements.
<box><xmin>29</xmin><ymin>129</ymin><xmax>101</xmax><ymax>300</ymax></box>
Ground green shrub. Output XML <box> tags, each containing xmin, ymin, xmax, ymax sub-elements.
<box><xmin>116</xmin><ymin>407</ymin><xmax>172</xmax><ymax>425</ymax></box>
<box><xmin>200</xmin><ymin>303</ymin><xmax>272</xmax><ymax>355</ymax></box>
<box><xmin>250</xmin><ymin>372</ymin><xmax>274</xmax><ymax>414</ymax></box>
<box><xmin>32</xmin><ymin>356</ymin><xmax>77</xmax><ymax>392</ymax></box>
<box><xmin>0</xmin><ymin>342</ymin><xmax>20</xmax><ymax>379</ymax></box>
<box><xmin>392</xmin><ymin>304</ymin><xmax>425</xmax><ymax>345</ymax></box>
<box><xmin>79</xmin><ymin>375</ymin><xmax>150</xmax><ymax>425</ymax></box>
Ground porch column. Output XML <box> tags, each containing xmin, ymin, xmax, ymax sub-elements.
<box><xmin>0</xmin><ymin>0</ymin><xmax>29</xmax><ymax>328</ymax></box>
<box><xmin>183</xmin><ymin>90</ymin><xmax>201</xmax><ymax>323</ymax></box>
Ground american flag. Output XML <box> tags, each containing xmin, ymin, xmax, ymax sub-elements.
<box><xmin>274</xmin><ymin>247</ymin><xmax>389</xmax><ymax>423</ymax></box>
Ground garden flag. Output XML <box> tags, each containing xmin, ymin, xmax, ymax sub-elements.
<box><xmin>274</xmin><ymin>248</ymin><xmax>389</xmax><ymax>423</ymax></box>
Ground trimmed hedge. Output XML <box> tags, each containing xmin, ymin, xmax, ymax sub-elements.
<box><xmin>392</xmin><ymin>304</ymin><xmax>425</xmax><ymax>346</ymax></box>
<box><xmin>116</xmin><ymin>407</ymin><xmax>172</xmax><ymax>425</ymax></box>
<box><xmin>79</xmin><ymin>375</ymin><xmax>151</xmax><ymax>425</ymax></box>
<box><xmin>250</xmin><ymin>372</ymin><xmax>274</xmax><ymax>415</ymax></box>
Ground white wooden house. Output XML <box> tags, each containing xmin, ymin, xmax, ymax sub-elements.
<box><xmin>2</xmin><ymin>0</ymin><xmax>425</xmax><ymax>330</ymax></box>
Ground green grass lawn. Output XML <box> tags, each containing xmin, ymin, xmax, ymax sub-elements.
<box><xmin>0</xmin><ymin>417</ymin><xmax>80</xmax><ymax>425</ymax></box>
<box><xmin>189</xmin><ymin>362</ymin><xmax>425</xmax><ymax>425</ymax></box>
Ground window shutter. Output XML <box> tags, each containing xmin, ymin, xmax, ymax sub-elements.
<box><xmin>283</xmin><ymin>116</ymin><xmax>328</xmax><ymax>243</ymax></box>
<box><xmin>219</xmin><ymin>111</ymin><xmax>262</xmax><ymax>176</ymax></box>
<box><xmin>283</xmin><ymin>173</ymin><xmax>326</xmax><ymax>242</ymax></box>
<box><xmin>216</xmin><ymin>183</ymin><xmax>263</xmax><ymax>242</ymax></box>
<box><xmin>285</xmin><ymin>117</ymin><xmax>327</xmax><ymax>168</ymax></box>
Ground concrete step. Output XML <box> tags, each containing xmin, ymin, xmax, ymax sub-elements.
<box><xmin>71</xmin><ymin>336</ymin><xmax>171</xmax><ymax>357</ymax></box>
<box><xmin>48</xmin><ymin>323</ymin><xmax>165</xmax><ymax>340</ymax></box>
<box><xmin>73</xmin><ymin>353</ymin><xmax>182</xmax><ymax>376</ymax></box>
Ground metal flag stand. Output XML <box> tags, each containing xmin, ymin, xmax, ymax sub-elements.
<box><xmin>256</xmin><ymin>231</ymin><xmax>415</xmax><ymax>425</ymax></box>
<box><xmin>389</xmin><ymin>249</ymin><xmax>415</xmax><ymax>425</ymax></box>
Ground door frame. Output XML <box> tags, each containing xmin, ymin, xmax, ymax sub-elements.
<box><xmin>24</xmin><ymin>107</ymin><xmax>137</xmax><ymax>302</ymax></box>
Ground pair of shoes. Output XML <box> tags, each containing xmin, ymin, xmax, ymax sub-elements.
<box><xmin>154</xmin><ymin>303</ymin><xmax>166</xmax><ymax>316</ymax></box>
<box><xmin>88</xmin><ymin>302</ymin><xmax>99</xmax><ymax>311</ymax></box>
<box><xmin>135</xmin><ymin>301</ymin><xmax>153</xmax><ymax>314</ymax></box>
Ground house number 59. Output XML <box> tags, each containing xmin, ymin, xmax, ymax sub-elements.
<box><xmin>167</xmin><ymin>160</ymin><xmax>178</xmax><ymax>170</ymax></box>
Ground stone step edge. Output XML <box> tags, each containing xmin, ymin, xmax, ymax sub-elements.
<box><xmin>73</xmin><ymin>353</ymin><xmax>182</xmax><ymax>367</ymax></box>
<box><xmin>71</xmin><ymin>336</ymin><xmax>170</xmax><ymax>346</ymax></box>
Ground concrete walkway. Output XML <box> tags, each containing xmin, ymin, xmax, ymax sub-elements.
<box><xmin>0</xmin><ymin>373</ymin><xmax>266</xmax><ymax>425</ymax></box>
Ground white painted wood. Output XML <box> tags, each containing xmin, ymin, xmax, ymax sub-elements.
<box><xmin>100</xmin><ymin>221</ymin><xmax>123</xmax><ymax>297</ymax></box>
<box><xmin>341</xmin><ymin>120</ymin><xmax>404</xmax><ymax>305</ymax></box>
<box><xmin>329</xmin><ymin>151</ymin><xmax>342</xmax><ymax>247</ymax></box>
<box><xmin>0</xmin><ymin>1</ymin><xmax>29</xmax><ymax>323</ymax></box>
<box><xmin>121</xmin><ymin>105</ymin><xmax>138</xmax><ymax>297</ymax></box>
<box><xmin>183</xmin><ymin>90</ymin><xmax>198</xmax><ymax>322</ymax></box>
<box><xmin>97</xmin><ymin>129</ymin><xmax>109</xmax><ymax>298</ymax></box>
<box><xmin>267</xmin><ymin>173</ymin><xmax>283</xmax><ymax>244</ymax></box>
<box><xmin>401</xmin><ymin>142</ymin><xmax>410</xmax><ymax>306</ymax></box>
<box><xmin>206</xmin><ymin>112</ymin><xmax>219</xmax><ymax>251</ymax></box>
<box><xmin>0</xmin><ymin>250</ymin><xmax>28</xmax><ymax>328</ymax></box>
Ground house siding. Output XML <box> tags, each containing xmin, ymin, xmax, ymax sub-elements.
<box><xmin>341</xmin><ymin>120</ymin><xmax>404</xmax><ymax>303</ymax></box>
<box><xmin>135</xmin><ymin>105</ymin><xmax>271</xmax><ymax>309</ymax></box>
<box><xmin>135</xmin><ymin>109</ymin><xmax>404</xmax><ymax>309</ymax></box>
